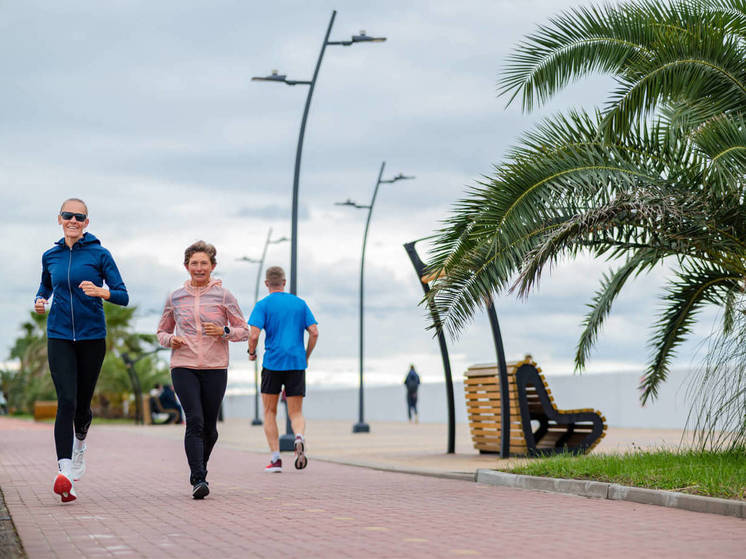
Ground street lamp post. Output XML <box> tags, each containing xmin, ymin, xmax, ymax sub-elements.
<box><xmin>121</xmin><ymin>347</ymin><xmax>168</xmax><ymax>425</ymax></box>
<box><xmin>336</xmin><ymin>161</ymin><xmax>415</xmax><ymax>433</ymax></box>
<box><xmin>237</xmin><ymin>228</ymin><xmax>289</xmax><ymax>427</ymax></box>
<box><xmin>252</xmin><ymin>10</ymin><xmax>386</xmax><ymax>296</ymax></box>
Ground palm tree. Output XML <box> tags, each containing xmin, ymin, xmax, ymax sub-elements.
<box><xmin>7</xmin><ymin>312</ymin><xmax>54</xmax><ymax>412</ymax></box>
<box><xmin>427</xmin><ymin>0</ymin><xmax>746</xmax><ymax>408</ymax></box>
<box><xmin>95</xmin><ymin>303</ymin><xmax>169</xmax><ymax>417</ymax></box>
<box><xmin>6</xmin><ymin>303</ymin><xmax>168</xmax><ymax>416</ymax></box>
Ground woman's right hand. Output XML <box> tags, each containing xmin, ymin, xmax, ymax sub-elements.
<box><xmin>34</xmin><ymin>298</ymin><xmax>48</xmax><ymax>315</ymax></box>
<box><xmin>171</xmin><ymin>336</ymin><xmax>186</xmax><ymax>349</ymax></box>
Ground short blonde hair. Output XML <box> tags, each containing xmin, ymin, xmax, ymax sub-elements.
<box><xmin>265</xmin><ymin>266</ymin><xmax>285</xmax><ymax>287</ymax></box>
<box><xmin>60</xmin><ymin>198</ymin><xmax>88</xmax><ymax>214</ymax></box>
<box><xmin>184</xmin><ymin>240</ymin><xmax>217</xmax><ymax>266</ymax></box>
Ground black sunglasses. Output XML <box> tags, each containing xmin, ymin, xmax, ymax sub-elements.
<box><xmin>60</xmin><ymin>211</ymin><xmax>87</xmax><ymax>222</ymax></box>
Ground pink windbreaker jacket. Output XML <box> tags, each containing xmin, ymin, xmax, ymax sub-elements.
<box><xmin>157</xmin><ymin>279</ymin><xmax>249</xmax><ymax>370</ymax></box>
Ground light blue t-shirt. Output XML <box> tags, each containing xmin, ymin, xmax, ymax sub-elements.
<box><xmin>248</xmin><ymin>292</ymin><xmax>317</xmax><ymax>371</ymax></box>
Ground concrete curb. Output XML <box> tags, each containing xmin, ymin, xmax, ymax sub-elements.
<box><xmin>476</xmin><ymin>469</ymin><xmax>746</xmax><ymax>519</ymax></box>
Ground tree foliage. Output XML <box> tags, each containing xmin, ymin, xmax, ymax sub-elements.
<box><xmin>3</xmin><ymin>303</ymin><xmax>169</xmax><ymax>416</ymax></box>
<box><xmin>426</xmin><ymin>0</ymin><xmax>746</xmax><ymax>405</ymax></box>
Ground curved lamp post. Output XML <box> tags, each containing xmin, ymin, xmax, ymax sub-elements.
<box><xmin>237</xmin><ymin>228</ymin><xmax>289</xmax><ymax>427</ymax></box>
<box><xmin>336</xmin><ymin>161</ymin><xmax>415</xmax><ymax>433</ymax></box>
<box><xmin>121</xmin><ymin>347</ymin><xmax>168</xmax><ymax>425</ymax></box>
<box><xmin>252</xmin><ymin>10</ymin><xmax>386</xmax><ymax>296</ymax></box>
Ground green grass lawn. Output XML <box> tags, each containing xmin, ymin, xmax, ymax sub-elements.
<box><xmin>501</xmin><ymin>449</ymin><xmax>746</xmax><ymax>500</ymax></box>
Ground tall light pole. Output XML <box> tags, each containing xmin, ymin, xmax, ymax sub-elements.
<box><xmin>252</xmin><ymin>10</ymin><xmax>386</xmax><ymax>296</ymax></box>
<box><xmin>237</xmin><ymin>228</ymin><xmax>289</xmax><ymax>426</ymax></box>
<box><xmin>336</xmin><ymin>161</ymin><xmax>415</xmax><ymax>433</ymax></box>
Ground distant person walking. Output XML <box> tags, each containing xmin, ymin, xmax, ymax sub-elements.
<box><xmin>35</xmin><ymin>198</ymin><xmax>129</xmax><ymax>503</ymax></box>
<box><xmin>404</xmin><ymin>364</ymin><xmax>420</xmax><ymax>423</ymax></box>
<box><xmin>157</xmin><ymin>241</ymin><xmax>248</xmax><ymax>499</ymax></box>
<box><xmin>248</xmin><ymin>266</ymin><xmax>318</xmax><ymax>473</ymax></box>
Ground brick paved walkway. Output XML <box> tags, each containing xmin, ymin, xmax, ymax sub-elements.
<box><xmin>0</xmin><ymin>417</ymin><xmax>743</xmax><ymax>558</ymax></box>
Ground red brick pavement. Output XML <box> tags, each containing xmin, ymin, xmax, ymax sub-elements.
<box><xmin>0</xmin><ymin>416</ymin><xmax>744</xmax><ymax>558</ymax></box>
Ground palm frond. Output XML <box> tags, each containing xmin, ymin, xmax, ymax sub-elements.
<box><xmin>641</xmin><ymin>265</ymin><xmax>742</xmax><ymax>403</ymax></box>
<box><xmin>499</xmin><ymin>2</ymin><xmax>657</xmax><ymax>111</ymax></box>
<box><xmin>575</xmin><ymin>249</ymin><xmax>661</xmax><ymax>370</ymax></box>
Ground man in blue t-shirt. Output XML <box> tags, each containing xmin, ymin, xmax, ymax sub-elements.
<box><xmin>248</xmin><ymin>266</ymin><xmax>318</xmax><ymax>473</ymax></box>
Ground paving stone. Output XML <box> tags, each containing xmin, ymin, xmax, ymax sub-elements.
<box><xmin>0</xmin><ymin>416</ymin><xmax>744</xmax><ymax>558</ymax></box>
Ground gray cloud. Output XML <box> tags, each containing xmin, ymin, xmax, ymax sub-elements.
<box><xmin>3</xmin><ymin>0</ymin><xmax>711</xmax><ymax>383</ymax></box>
<box><xmin>235</xmin><ymin>204</ymin><xmax>309</xmax><ymax>221</ymax></box>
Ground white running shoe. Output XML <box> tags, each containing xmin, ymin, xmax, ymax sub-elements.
<box><xmin>71</xmin><ymin>445</ymin><xmax>86</xmax><ymax>481</ymax></box>
<box><xmin>53</xmin><ymin>472</ymin><xmax>77</xmax><ymax>503</ymax></box>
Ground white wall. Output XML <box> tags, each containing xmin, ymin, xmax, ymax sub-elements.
<box><xmin>224</xmin><ymin>367</ymin><xmax>695</xmax><ymax>429</ymax></box>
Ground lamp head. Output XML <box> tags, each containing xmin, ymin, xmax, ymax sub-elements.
<box><xmin>335</xmin><ymin>199</ymin><xmax>369</xmax><ymax>209</ymax></box>
<box><xmin>251</xmin><ymin>69</ymin><xmax>288</xmax><ymax>82</ymax></box>
<box><xmin>393</xmin><ymin>173</ymin><xmax>415</xmax><ymax>181</ymax></box>
<box><xmin>352</xmin><ymin>30</ymin><xmax>386</xmax><ymax>43</ymax></box>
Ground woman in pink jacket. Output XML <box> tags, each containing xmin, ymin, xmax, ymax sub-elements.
<box><xmin>157</xmin><ymin>241</ymin><xmax>248</xmax><ymax>499</ymax></box>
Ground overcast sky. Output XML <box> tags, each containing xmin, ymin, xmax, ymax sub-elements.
<box><xmin>0</xmin><ymin>0</ymin><xmax>717</xmax><ymax>390</ymax></box>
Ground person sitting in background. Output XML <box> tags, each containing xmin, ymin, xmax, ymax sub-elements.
<box><xmin>149</xmin><ymin>383</ymin><xmax>180</xmax><ymax>425</ymax></box>
<box><xmin>160</xmin><ymin>384</ymin><xmax>183</xmax><ymax>424</ymax></box>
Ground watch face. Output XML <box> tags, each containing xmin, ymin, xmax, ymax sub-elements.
<box><xmin>224</xmin><ymin>326</ymin><xmax>230</xmax><ymax>334</ymax></box>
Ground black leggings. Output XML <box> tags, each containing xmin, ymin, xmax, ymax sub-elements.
<box><xmin>171</xmin><ymin>368</ymin><xmax>227</xmax><ymax>484</ymax></box>
<box><xmin>47</xmin><ymin>338</ymin><xmax>107</xmax><ymax>460</ymax></box>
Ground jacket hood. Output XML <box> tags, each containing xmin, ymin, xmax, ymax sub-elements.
<box><xmin>183</xmin><ymin>278</ymin><xmax>222</xmax><ymax>295</ymax></box>
<box><xmin>54</xmin><ymin>232</ymin><xmax>100</xmax><ymax>248</ymax></box>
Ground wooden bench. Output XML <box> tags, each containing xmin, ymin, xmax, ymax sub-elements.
<box><xmin>464</xmin><ymin>356</ymin><xmax>606</xmax><ymax>456</ymax></box>
<box><xmin>33</xmin><ymin>400</ymin><xmax>58</xmax><ymax>421</ymax></box>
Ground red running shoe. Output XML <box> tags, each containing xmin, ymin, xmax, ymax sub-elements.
<box><xmin>53</xmin><ymin>473</ymin><xmax>77</xmax><ymax>503</ymax></box>
<box><xmin>265</xmin><ymin>458</ymin><xmax>282</xmax><ymax>473</ymax></box>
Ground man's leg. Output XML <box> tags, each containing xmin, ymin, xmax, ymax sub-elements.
<box><xmin>285</xmin><ymin>370</ymin><xmax>308</xmax><ymax>470</ymax></box>
<box><xmin>262</xmin><ymin>393</ymin><xmax>280</xmax><ymax>452</ymax></box>
<box><xmin>286</xmin><ymin>396</ymin><xmax>305</xmax><ymax>435</ymax></box>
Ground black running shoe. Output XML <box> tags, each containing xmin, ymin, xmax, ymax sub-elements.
<box><xmin>294</xmin><ymin>436</ymin><xmax>307</xmax><ymax>470</ymax></box>
<box><xmin>192</xmin><ymin>480</ymin><xmax>209</xmax><ymax>500</ymax></box>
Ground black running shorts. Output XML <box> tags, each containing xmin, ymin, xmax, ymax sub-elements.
<box><xmin>261</xmin><ymin>368</ymin><xmax>306</xmax><ymax>397</ymax></box>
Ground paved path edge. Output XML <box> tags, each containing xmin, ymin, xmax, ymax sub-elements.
<box><xmin>311</xmin><ymin>456</ymin><xmax>476</xmax><ymax>482</ymax></box>
<box><xmin>476</xmin><ymin>469</ymin><xmax>746</xmax><ymax>519</ymax></box>
<box><xmin>216</xmin><ymin>441</ymin><xmax>476</xmax><ymax>482</ymax></box>
<box><xmin>0</xmin><ymin>487</ymin><xmax>25</xmax><ymax>558</ymax></box>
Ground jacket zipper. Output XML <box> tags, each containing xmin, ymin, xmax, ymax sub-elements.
<box><xmin>194</xmin><ymin>290</ymin><xmax>201</xmax><ymax>368</ymax></box>
<box><xmin>67</xmin><ymin>246</ymin><xmax>76</xmax><ymax>341</ymax></box>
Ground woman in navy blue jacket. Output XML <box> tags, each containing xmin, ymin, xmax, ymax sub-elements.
<box><xmin>34</xmin><ymin>198</ymin><xmax>128</xmax><ymax>503</ymax></box>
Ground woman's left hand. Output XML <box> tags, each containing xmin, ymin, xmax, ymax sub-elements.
<box><xmin>203</xmin><ymin>322</ymin><xmax>224</xmax><ymax>337</ymax></box>
<box><xmin>79</xmin><ymin>281</ymin><xmax>110</xmax><ymax>300</ymax></box>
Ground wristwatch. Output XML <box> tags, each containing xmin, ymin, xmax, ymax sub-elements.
<box><xmin>222</xmin><ymin>325</ymin><xmax>231</xmax><ymax>338</ymax></box>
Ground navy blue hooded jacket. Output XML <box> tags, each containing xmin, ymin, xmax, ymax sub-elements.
<box><xmin>35</xmin><ymin>232</ymin><xmax>129</xmax><ymax>341</ymax></box>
